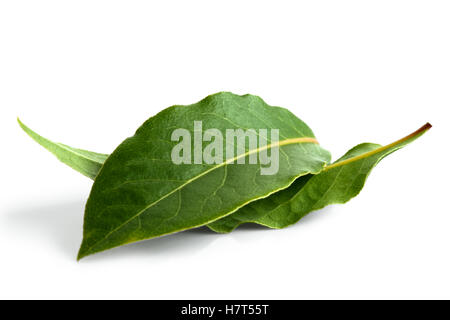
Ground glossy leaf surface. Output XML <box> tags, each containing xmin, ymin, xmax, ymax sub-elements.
<box><xmin>78</xmin><ymin>92</ymin><xmax>331</xmax><ymax>259</ymax></box>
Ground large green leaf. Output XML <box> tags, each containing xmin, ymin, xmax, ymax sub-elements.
<box><xmin>208</xmin><ymin>123</ymin><xmax>431</xmax><ymax>233</ymax></box>
<box><xmin>18</xmin><ymin>118</ymin><xmax>108</xmax><ymax>180</ymax></box>
<box><xmin>77</xmin><ymin>92</ymin><xmax>331</xmax><ymax>259</ymax></box>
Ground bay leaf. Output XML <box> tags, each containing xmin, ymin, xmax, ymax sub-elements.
<box><xmin>18</xmin><ymin>98</ymin><xmax>430</xmax><ymax>260</ymax></box>
<box><xmin>208</xmin><ymin>123</ymin><xmax>431</xmax><ymax>233</ymax></box>
<box><xmin>18</xmin><ymin>118</ymin><xmax>108</xmax><ymax>180</ymax></box>
<box><xmin>77</xmin><ymin>92</ymin><xmax>331</xmax><ymax>259</ymax></box>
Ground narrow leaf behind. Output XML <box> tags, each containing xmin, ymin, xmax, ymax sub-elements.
<box><xmin>18</xmin><ymin>118</ymin><xmax>108</xmax><ymax>180</ymax></box>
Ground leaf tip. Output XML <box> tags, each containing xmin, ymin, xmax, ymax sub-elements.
<box><xmin>17</xmin><ymin>117</ymin><xmax>32</xmax><ymax>135</ymax></box>
<box><xmin>77</xmin><ymin>251</ymin><xmax>87</xmax><ymax>261</ymax></box>
<box><xmin>17</xmin><ymin>117</ymin><xmax>25</xmax><ymax>128</ymax></box>
<box><xmin>77</xmin><ymin>244</ymin><xmax>90</xmax><ymax>261</ymax></box>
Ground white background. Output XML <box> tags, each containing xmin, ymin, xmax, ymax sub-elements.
<box><xmin>1</xmin><ymin>1</ymin><xmax>449</xmax><ymax>299</ymax></box>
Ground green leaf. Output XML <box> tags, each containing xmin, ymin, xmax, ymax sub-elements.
<box><xmin>18</xmin><ymin>118</ymin><xmax>108</xmax><ymax>180</ymax></box>
<box><xmin>77</xmin><ymin>92</ymin><xmax>331</xmax><ymax>259</ymax></box>
<box><xmin>208</xmin><ymin>123</ymin><xmax>431</xmax><ymax>233</ymax></box>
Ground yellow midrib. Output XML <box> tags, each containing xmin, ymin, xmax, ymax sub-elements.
<box><xmin>324</xmin><ymin>123</ymin><xmax>431</xmax><ymax>171</ymax></box>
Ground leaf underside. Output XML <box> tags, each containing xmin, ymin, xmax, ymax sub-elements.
<box><xmin>208</xmin><ymin>123</ymin><xmax>429</xmax><ymax>233</ymax></box>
